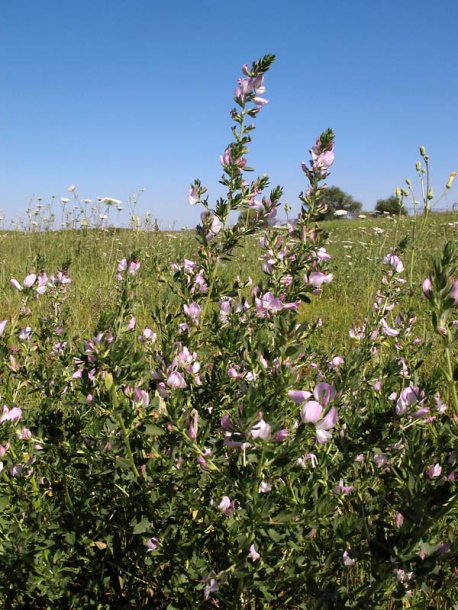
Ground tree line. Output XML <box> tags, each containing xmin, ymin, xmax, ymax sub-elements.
<box><xmin>238</xmin><ymin>187</ymin><xmax>407</xmax><ymax>226</ymax></box>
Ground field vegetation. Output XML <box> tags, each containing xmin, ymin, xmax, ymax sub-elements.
<box><xmin>0</xmin><ymin>55</ymin><xmax>457</xmax><ymax>609</ymax></box>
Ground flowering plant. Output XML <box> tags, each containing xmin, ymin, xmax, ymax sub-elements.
<box><xmin>0</xmin><ymin>55</ymin><xmax>456</xmax><ymax>609</ymax></box>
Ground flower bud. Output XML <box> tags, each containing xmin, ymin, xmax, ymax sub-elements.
<box><xmin>419</xmin><ymin>146</ymin><xmax>426</xmax><ymax>156</ymax></box>
<box><xmin>446</xmin><ymin>171</ymin><xmax>456</xmax><ymax>190</ymax></box>
<box><xmin>427</xmin><ymin>187</ymin><xmax>434</xmax><ymax>200</ymax></box>
<box><xmin>401</xmin><ymin>188</ymin><xmax>408</xmax><ymax>197</ymax></box>
<box><xmin>405</xmin><ymin>178</ymin><xmax>411</xmax><ymax>186</ymax></box>
<box><xmin>416</xmin><ymin>161</ymin><xmax>421</xmax><ymax>172</ymax></box>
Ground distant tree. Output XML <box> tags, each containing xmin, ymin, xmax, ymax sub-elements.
<box><xmin>314</xmin><ymin>186</ymin><xmax>362</xmax><ymax>221</ymax></box>
<box><xmin>375</xmin><ymin>195</ymin><xmax>407</xmax><ymax>216</ymax></box>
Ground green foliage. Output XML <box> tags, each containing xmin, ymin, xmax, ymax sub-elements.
<box><xmin>315</xmin><ymin>185</ymin><xmax>362</xmax><ymax>220</ymax></box>
<box><xmin>375</xmin><ymin>194</ymin><xmax>408</xmax><ymax>216</ymax></box>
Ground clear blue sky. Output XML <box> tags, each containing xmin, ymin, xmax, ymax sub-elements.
<box><xmin>1</xmin><ymin>0</ymin><xmax>457</xmax><ymax>228</ymax></box>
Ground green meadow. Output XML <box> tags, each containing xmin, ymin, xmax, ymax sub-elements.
<box><xmin>4</xmin><ymin>211</ymin><xmax>457</xmax><ymax>346</ymax></box>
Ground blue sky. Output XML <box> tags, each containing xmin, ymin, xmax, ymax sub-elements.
<box><xmin>1</xmin><ymin>0</ymin><xmax>457</xmax><ymax>228</ymax></box>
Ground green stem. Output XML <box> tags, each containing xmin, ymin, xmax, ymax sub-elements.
<box><xmin>116</xmin><ymin>413</ymin><xmax>140</xmax><ymax>478</ymax></box>
<box><xmin>111</xmin><ymin>383</ymin><xmax>140</xmax><ymax>478</ymax></box>
<box><xmin>57</xmin><ymin>447</ymin><xmax>74</xmax><ymax>510</ymax></box>
<box><xmin>444</xmin><ymin>344</ymin><xmax>458</xmax><ymax>423</ymax></box>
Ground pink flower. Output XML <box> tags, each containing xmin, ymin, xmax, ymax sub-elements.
<box><xmin>188</xmin><ymin>410</ymin><xmax>198</xmax><ymax>440</ymax></box>
<box><xmin>374</xmin><ymin>454</ymin><xmax>388</xmax><ymax>468</ymax></box>
<box><xmin>0</xmin><ymin>405</ymin><xmax>22</xmax><ymax>424</ymax></box>
<box><xmin>396</xmin><ymin>386</ymin><xmax>421</xmax><ymax>416</ymax></box>
<box><xmin>288</xmin><ymin>390</ymin><xmax>312</xmax><ymax>404</ymax></box>
<box><xmin>188</xmin><ymin>186</ymin><xmax>199</xmax><ymax>205</ymax></box>
<box><xmin>315</xmin><ymin>407</ymin><xmax>338</xmax><ymax>444</ymax></box>
<box><xmin>204</xmin><ymin>578</ymin><xmax>218</xmax><ymax>600</ymax></box>
<box><xmin>218</xmin><ymin>496</ymin><xmax>235</xmax><ymax>516</ymax></box>
<box><xmin>132</xmin><ymin>388</ymin><xmax>149</xmax><ymax>407</ymax></box>
<box><xmin>383</xmin><ymin>253</ymin><xmax>404</xmax><ymax>273</ymax></box>
<box><xmin>10</xmin><ymin>277</ymin><xmax>22</xmax><ymax>291</ymax></box>
<box><xmin>333</xmin><ymin>479</ymin><xmax>354</xmax><ymax>495</ymax></box>
<box><xmin>313</xmin><ymin>382</ymin><xmax>336</xmax><ymax>406</ymax></box>
<box><xmin>255</xmin><ymin>292</ymin><xmax>283</xmax><ymax>316</ymax></box>
<box><xmin>422</xmin><ymin>277</ymin><xmax>432</xmax><ymax>298</ymax></box>
<box><xmin>142</xmin><ymin>328</ymin><xmax>156</xmax><ymax>341</ymax></box>
<box><xmin>183</xmin><ymin>302</ymin><xmax>202</xmax><ymax>325</ymax></box>
<box><xmin>343</xmin><ymin>549</ymin><xmax>355</xmax><ymax>566</ymax></box>
<box><xmin>450</xmin><ymin>280</ymin><xmax>458</xmax><ymax>306</ymax></box>
<box><xmin>146</xmin><ymin>537</ymin><xmax>158</xmax><ymax>551</ymax></box>
<box><xmin>167</xmin><ymin>371</ymin><xmax>187</xmax><ymax>390</ymax></box>
<box><xmin>23</xmin><ymin>273</ymin><xmax>37</xmax><ymax>288</ymax></box>
<box><xmin>251</xmin><ymin>418</ymin><xmax>271</xmax><ymax>440</ymax></box>
<box><xmin>259</xmin><ymin>479</ymin><xmax>272</xmax><ymax>493</ymax></box>
<box><xmin>306</xmin><ymin>272</ymin><xmax>334</xmax><ymax>289</ymax></box>
<box><xmin>197</xmin><ymin>455</ymin><xmax>208</xmax><ymax>470</ymax></box>
<box><xmin>296</xmin><ymin>453</ymin><xmax>318</xmax><ymax>468</ymax></box>
<box><xmin>328</xmin><ymin>356</ymin><xmax>344</xmax><ymax>369</ymax></box>
<box><xmin>248</xmin><ymin>544</ymin><xmax>260</xmax><ymax>561</ymax></box>
<box><xmin>19</xmin><ymin>326</ymin><xmax>32</xmax><ymax>341</ymax></box>
<box><xmin>380</xmin><ymin>318</ymin><xmax>400</xmax><ymax>337</ymax></box>
<box><xmin>428</xmin><ymin>463</ymin><xmax>442</xmax><ymax>478</ymax></box>
<box><xmin>301</xmin><ymin>401</ymin><xmax>323</xmax><ymax>424</ymax></box>
<box><xmin>273</xmin><ymin>429</ymin><xmax>288</xmax><ymax>442</ymax></box>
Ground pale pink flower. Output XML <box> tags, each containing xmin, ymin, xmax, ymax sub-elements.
<box><xmin>396</xmin><ymin>386</ymin><xmax>421</xmax><ymax>416</ymax></box>
<box><xmin>183</xmin><ymin>302</ymin><xmax>202</xmax><ymax>325</ymax></box>
<box><xmin>374</xmin><ymin>454</ymin><xmax>388</xmax><ymax>468</ymax></box>
<box><xmin>259</xmin><ymin>479</ymin><xmax>272</xmax><ymax>493</ymax></box>
<box><xmin>333</xmin><ymin>479</ymin><xmax>354</xmax><ymax>495</ymax></box>
<box><xmin>146</xmin><ymin>537</ymin><xmax>158</xmax><ymax>551</ymax></box>
<box><xmin>422</xmin><ymin>277</ymin><xmax>432</xmax><ymax>298</ymax></box>
<box><xmin>23</xmin><ymin>273</ymin><xmax>37</xmax><ymax>288</ymax></box>
<box><xmin>132</xmin><ymin>388</ymin><xmax>149</xmax><ymax>407</ymax></box>
<box><xmin>296</xmin><ymin>453</ymin><xmax>318</xmax><ymax>468</ymax></box>
<box><xmin>315</xmin><ymin>407</ymin><xmax>338</xmax><ymax>444</ymax></box>
<box><xmin>343</xmin><ymin>549</ymin><xmax>355</xmax><ymax>566</ymax></box>
<box><xmin>204</xmin><ymin>578</ymin><xmax>218</xmax><ymax>600</ymax></box>
<box><xmin>306</xmin><ymin>271</ymin><xmax>334</xmax><ymax>289</ymax></box>
<box><xmin>273</xmin><ymin>429</ymin><xmax>288</xmax><ymax>442</ymax></box>
<box><xmin>314</xmin><ymin>382</ymin><xmax>336</xmax><ymax>406</ymax></box>
<box><xmin>251</xmin><ymin>418</ymin><xmax>271</xmax><ymax>440</ymax></box>
<box><xmin>0</xmin><ymin>405</ymin><xmax>22</xmax><ymax>424</ymax></box>
<box><xmin>450</xmin><ymin>280</ymin><xmax>458</xmax><ymax>306</ymax></box>
<box><xmin>167</xmin><ymin>371</ymin><xmax>187</xmax><ymax>390</ymax></box>
<box><xmin>301</xmin><ymin>401</ymin><xmax>323</xmax><ymax>424</ymax></box>
<box><xmin>248</xmin><ymin>544</ymin><xmax>260</xmax><ymax>561</ymax></box>
<box><xmin>380</xmin><ymin>318</ymin><xmax>400</xmax><ymax>337</ymax></box>
<box><xmin>188</xmin><ymin>186</ymin><xmax>199</xmax><ymax>205</ymax></box>
<box><xmin>288</xmin><ymin>390</ymin><xmax>312</xmax><ymax>404</ymax></box>
<box><xmin>328</xmin><ymin>356</ymin><xmax>344</xmax><ymax>369</ymax></box>
<box><xmin>10</xmin><ymin>277</ymin><xmax>23</xmax><ymax>291</ymax></box>
<box><xmin>383</xmin><ymin>253</ymin><xmax>404</xmax><ymax>273</ymax></box>
<box><xmin>428</xmin><ymin>463</ymin><xmax>442</xmax><ymax>478</ymax></box>
<box><xmin>218</xmin><ymin>496</ymin><xmax>235</xmax><ymax>516</ymax></box>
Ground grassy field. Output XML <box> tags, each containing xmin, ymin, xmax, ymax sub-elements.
<box><xmin>3</xmin><ymin>211</ymin><xmax>457</xmax><ymax>346</ymax></box>
<box><xmin>1</xmin><ymin>210</ymin><xmax>458</xmax><ymax>608</ymax></box>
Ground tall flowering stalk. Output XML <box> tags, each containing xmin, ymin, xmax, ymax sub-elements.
<box><xmin>188</xmin><ymin>56</ymin><xmax>276</xmax><ymax>327</ymax></box>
